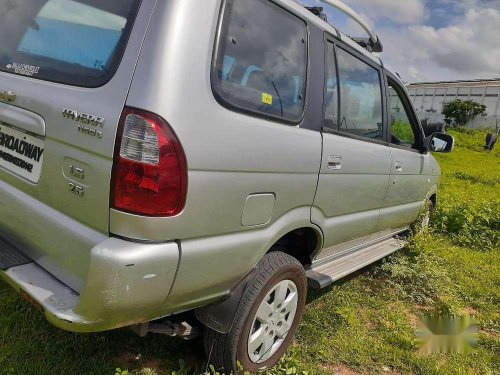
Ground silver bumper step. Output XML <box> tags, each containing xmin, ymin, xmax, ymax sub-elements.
<box><xmin>0</xmin><ymin>237</ymin><xmax>31</xmax><ymax>270</ymax></box>
<box><xmin>307</xmin><ymin>237</ymin><xmax>407</xmax><ymax>289</ymax></box>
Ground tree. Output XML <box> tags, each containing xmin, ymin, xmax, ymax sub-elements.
<box><xmin>442</xmin><ymin>99</ymin><xmax>487</xmax><ymax>127</ymax></box>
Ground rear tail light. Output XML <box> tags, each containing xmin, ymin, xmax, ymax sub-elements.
<box><xmin>111</xmin><ymin>107</ymin><xmax>187</xmax><ymax>217</ymax></box>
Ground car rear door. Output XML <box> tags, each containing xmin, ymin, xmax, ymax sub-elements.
<box><xmin>313</xmin><ymin>39</ymin><xmax>392</xmax><ymax>259</ymax></box>
<box><xmin>0</xmin><ymin>0</ymin><xmax>154</xmax><ymax>291</ymax></box>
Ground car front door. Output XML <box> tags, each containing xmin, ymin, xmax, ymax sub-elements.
<box><xmin>378</xmin><ymin>75</ymin><xmax>430</xmax><ymax>231</ymax></box>
<box><xmin>312</xmin><ymin>40</ymin><xmax>392</xmax><ymax>259</ymax></box>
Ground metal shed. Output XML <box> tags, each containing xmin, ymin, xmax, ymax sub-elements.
<box><xmin>406</xmin><ymin>79</ymin><xmax>500</xmax><ymax>129</ymax></box>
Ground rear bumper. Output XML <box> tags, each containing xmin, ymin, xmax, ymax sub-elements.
<box><xmin>1</xmin><ymin>237</ymin><xmax>180</xmax><ymax>333</ymax></box>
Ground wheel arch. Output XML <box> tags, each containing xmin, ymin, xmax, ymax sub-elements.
<box><xmin>265</xmin><ymin>226</ymin><xmax>323</xmax><ymax>266</ymax></box>
<box><xmin>426</xmin><ymin>184</ymin><xmax>439</xmax><ymax>208</ymax></box>
<box><xmin>429</xmin><ymin>193</ymin><xmax>437</xmax><ymax>208</ymax></box>
<box><xmin>194</xmin><ymin>209</ymin><xmax>322</xmax><ymax>334</ymax></box>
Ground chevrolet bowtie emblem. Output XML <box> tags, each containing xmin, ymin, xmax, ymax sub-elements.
<box><xmin>0</xmin><ymin>90</ymin><xmax>16</xmax><ymax>103</ymax></box>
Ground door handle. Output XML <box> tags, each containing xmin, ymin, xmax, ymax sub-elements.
<box><xmin>328</xmin><ymin>155</ymin><xmax>342</xmax><ymax>170</ymax></box>
<box><xmin>395</xmin><ymin>161</ymin><xmax>403</xmax><ymax>172</ymax></box>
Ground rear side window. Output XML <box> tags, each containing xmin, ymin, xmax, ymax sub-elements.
<box><xmin>337</xmin><ymin>48</ymin><xmax>383</xmax><ymax>141</ymax></box>
<box><xmin>213</xmin><ymin>0</ymin><xmax>308</xmax><ymax>123</ymax></box>
<box><xmin>0</xmin><ymin>0</ymin><xmax>141</xmax><ymax>87</ymax></box>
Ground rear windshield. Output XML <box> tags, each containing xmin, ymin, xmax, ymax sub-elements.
<box><xmin>0</xmin><ymin>0</ymin><xmax>141</xmax><ymax>87</ymax></box>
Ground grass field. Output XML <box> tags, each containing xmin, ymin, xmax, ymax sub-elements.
<box><xmin>0</xmin><ymin>130</ymin><xmax>498</xmax><ymax>375</ymax></box>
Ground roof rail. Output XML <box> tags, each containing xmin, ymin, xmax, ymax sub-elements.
<box><xmin>319</xmin><ymin>0</ymin><xmax>383</xmax><ymax>53</ymax></box>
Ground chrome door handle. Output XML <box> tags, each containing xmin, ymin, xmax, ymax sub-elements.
<box><xmin>328</xmin><ymin>155</ymin><xmax>342</xmax><ymax>170</ymax></box>
<box><xmin>395</xmin><ymin>161</ymin><xmax>403</xmax><ymax>172</ymax></box>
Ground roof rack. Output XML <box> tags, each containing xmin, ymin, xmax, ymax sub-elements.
<box><xmin>305</xmin><ymin>6</ymin><xmax>328</xmax><ymax>22</ymax></box>
<box><xmin>311</xmin><ymin>0</ymin><xmax>383</xmax><ymax>53</ymax></box>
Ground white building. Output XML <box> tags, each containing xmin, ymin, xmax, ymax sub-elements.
<box><xmin>406</xmin><ymin>79</ymin><xmax>500</xmax><ymax>129</ymax></box>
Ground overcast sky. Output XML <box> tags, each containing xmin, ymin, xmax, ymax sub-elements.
<box><xmin>301</xmin><ymin>0</ymin><xmax>500</xmax><ymax>83</ymax></box>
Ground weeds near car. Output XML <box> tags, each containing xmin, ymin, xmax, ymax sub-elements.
<box><xmin>432</xmin><ymin>131</ymin><xmax>500</xmax><ymax>251</ymax></box>
<box><xmin>376</xmin><ymin>234</ymin><xmax>454</xmax><ymax>306</ymax></box>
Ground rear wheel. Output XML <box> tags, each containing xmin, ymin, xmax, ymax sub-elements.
<box><xmin>204</xmin><ymin>252</ymin><xmax>307</xmax><ymax>373</ymax></box>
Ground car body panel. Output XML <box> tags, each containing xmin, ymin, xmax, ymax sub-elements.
<box><xmin>114</xmin><ymin>0</ymin><xmax>323</xmax><ymax>243</ymax></box>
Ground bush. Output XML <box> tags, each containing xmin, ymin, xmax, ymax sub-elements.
<box><xmin>442</xmin><ymin>100</ymin><xmax>487</xmax><ymax>127</ymax></box>
<box><xmin>433</xmin><ymin>194</ymin><xmax>500</xmax><ymax>251</ymax></box>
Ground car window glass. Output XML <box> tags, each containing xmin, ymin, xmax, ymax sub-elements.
<box><xmin>388</xmin><ymin>80</ymin><xmax>418</xmax><ymax>148</ymax></box>
<box><xmin>0</xmin><ymin>0</ymin><xmax>141</xmax><ymax>87</ymax></box>
<box><xmin>337</xmin><ymin>48</ymin><xmax>383</xmax><ymax>141</ymax></box>
<box><xmin>324</xmin><ymin>41</ymin><xmax>338</xmax><ymax>129</ymax></box>
<box><xmin>213</xmin><ymin>0</ymin><xmax>307</xmax><ymax>122</ymax></box>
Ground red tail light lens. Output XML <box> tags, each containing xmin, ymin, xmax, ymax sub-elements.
<box><xmin>111</xmin><ymin>107</ymin><xmax>187</xmax><ymax>217</ymax></box>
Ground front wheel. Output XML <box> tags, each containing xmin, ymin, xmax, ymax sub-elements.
<box><xmin>204</xmin><ymin>252</ymin><xmax>307</xmax><ymax>373</ymax></box>
<box><xmin>412</xmin><ymin>199</ymin><xmax>435</xmax><ymax>234</ymax></box>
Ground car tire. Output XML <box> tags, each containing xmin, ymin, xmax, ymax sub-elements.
<box><xmin>412</xmin><ymin>199</ymin><xmax>434</xmax><ymax>234</ymax></box>
<box><xmin>485</xmin><ymin>133</ymin><xmax>497</xmax><ymax>150</ymax></box>
<box><xmin>203</xmin><ymin>252</ymin><xmax>307</xmax><ymax>374</ymax></box>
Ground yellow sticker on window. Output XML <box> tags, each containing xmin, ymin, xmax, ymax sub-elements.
<box><xmin>262</xmin><ymin>93</ymin><xmax>273</xmax><ymax>106</ymax></box>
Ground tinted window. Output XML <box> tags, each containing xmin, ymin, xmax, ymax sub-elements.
<box><xmin>213</xmin><ymin>0</ymin><xmax>307</xmax><ymax>122</ymax></box>
<box><xmin>337</xmin><ymin>48</ymin><xmax>383</xmax><ymax>141</ymax></box>
<box><xmin>324</xmin><ymin>42</ymin><xmax>338</xmax><ymax>129</ymax></box>
<box><xmin>0</xmin><ymin>0</ymin><xmax>141</xmax><ymax>87</ymax></box>
<box><xmin>388</xmin><ymin>79</ymin><xmax>418</xmax><ymax>148</ymax></box>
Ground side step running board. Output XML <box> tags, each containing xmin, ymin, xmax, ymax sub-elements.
<box><xmin>0</xmin><ymin>237</ymin><xmax>31</xmax><ymax>270</ymax></box>
<box><xmin>306</xmin><ymin>237</ymin><xmax>406</xmax><ymax>289</ymax></box>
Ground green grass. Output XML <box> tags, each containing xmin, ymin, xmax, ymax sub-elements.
<box><xmin>1</xmin><ymin>131</ymin><xmax>499</xmax><ymax>375</ymax></box>
<box><xmin>391</xmin><ymin>120</ymin><xmax>415</xmax><ymax>144</ymax></box>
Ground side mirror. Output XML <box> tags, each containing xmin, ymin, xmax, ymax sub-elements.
<box><xmin>425</xmin><ymin>132</ymin><xmax>455</xmax><ymax>153</ymax></box>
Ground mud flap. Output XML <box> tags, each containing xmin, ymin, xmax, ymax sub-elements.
<box><xmin>195</xmin><ymin>267</ymin><xmax>258</xmax><ymax>334</ymax></box>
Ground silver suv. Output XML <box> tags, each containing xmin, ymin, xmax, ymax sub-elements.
<box><xmin>0</xmin><ymin>0</ymin><xmax>453</xmax><ymax>372</ymax></box>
